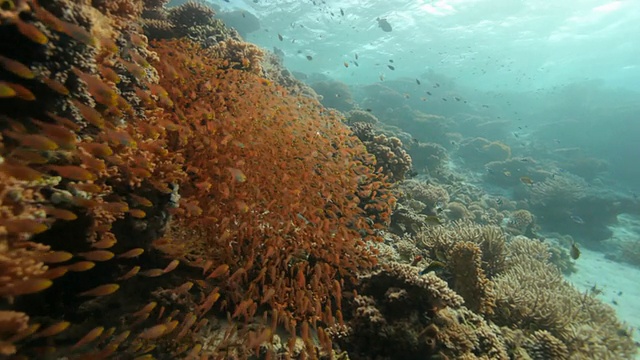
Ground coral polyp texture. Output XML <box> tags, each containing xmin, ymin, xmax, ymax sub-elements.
<box><xmin>0</xmin><ymin>0</ymin><xmax>393</xmax><ymax>358</ymax></box>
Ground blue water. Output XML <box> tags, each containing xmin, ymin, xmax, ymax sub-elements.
<box><xmin>210</xmin><ymin>0</ymin><xmax>640</xmax><ymax>191</ymax></box>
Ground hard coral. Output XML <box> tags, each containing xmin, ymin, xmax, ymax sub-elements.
<box><xmin>311</xmin><ymin>80</ymin><xmax>356</xmax><ymax>112</ymax></box>
<box><xmin>351</xmin><ymin>122</ymin><xmax>412</xmax><ymax>183</ymax></box>
<box><xmin>490</xmin><ymin>237</ymin><xmax>636</xmax><ymax>359</ymax></box>
<box><xmin>92</xmin><ymin>0</ymin><xmax>144</xmax><ymax>19</ymax></box>
<box><xmin>341</xmin><ymin>262</ymin><xmax>463</xmax><ymax>359</ymax></box>
<box><xmin>402</xmin><ymin>179</ymin><xmax>449</xmax><ymax>212</ymax></box>
<box><xmin>416</xmin><ymin>222</ymin><xmax>507</xmax><ymax>279</ymax></box>
<box><xmin>447</xmin><ymin>241</ymin><xmax>496</xmax><ymax>315</ymax></box>
<box><xmin>143</xmin><ymin>0</ymin><xmax>235</xmax><ymax>47</ymax></box>
<box><xmin>341</xmin><ymin>262</ymin><xmax>509</xmax><ymax>360</ymax></box>
<box><xmin>408</xmin><ymin>141</ymin><xmax>448</xmax><ymax>175</ymax></box>
<box><xmin>345</xmin><ymin>109</ymin><xmax>379</xmax><ymax>125</ymax></box>
<box><xmin>458</xmin><ymin>137</ymin><xmax>510</xmax><ymax>168</ymax></box>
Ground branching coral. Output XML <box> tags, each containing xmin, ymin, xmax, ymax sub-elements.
<box><xmin>490</xmin><ymin>237</ymin><xmax>636</xmax><ymax>359</ymax></box>
<box><xmin>434</xmin><ymin>307</ymin><xmax>509</xmax><ymax>359</ymax></box>
<box><xmin>311</xmin><ymin>80</ymin><xmax>355</xmax><ymax>112</ymax></box>
<box><xmin>416</xmin><ymin>222</ymin><xmax>507</xmax><ymax>279</ymax></box>
<box><xmin>340</xmin><ymin>262</ymin><xmax>464</xmax><ymax>359</ymax></box>
<box><xmin>526</xmin><ymin>173</ymin><xmax>587</xmax><ymax>208</ymax></box>
<box><xmin>412</xmin><ymin>223</ymin><xmax>504</xmax><ymax>316</ymax></box>
<box><xmin>503</xmin><ymin>209</ymin><xmax>537</xmax><ymax>237</ymax></box>
<box><xmin>447</xmin><ymin>242</ymin><xmax>496</xmax><ymax>315</ymax></box>
<box><xmin>523</xmin><ymin>329</ymin><xmax>569</xmax><ymax>360</ymax></box>
<box><xmin>444</xmin><ymin>201</ymin><xmax>472</xmax><ymax>221</ymax></box>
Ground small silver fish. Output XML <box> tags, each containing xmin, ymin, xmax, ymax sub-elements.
<box><xmin>570</xmin><ymin>215</ymin><xmax>585</xmax><ymax>224</ymax></box>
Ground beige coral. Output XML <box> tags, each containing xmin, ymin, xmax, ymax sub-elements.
<box><xmin>350</xmin><ymin>123</ymin><xmax>412</xmax><ymax>183</ymax></box>
<box><xmin>448</xmin><ymin>242</ymin><xmax>496</xmax><ymax>315</ymax></box>
<box><xmin>416</xmin><ymin>222</ymin><xmax>507</xmax><ymax>278</ymax></box>
<box><xmin>345</xmin><ymin>109</ymin><xmax>379</xmax><ymax>125</ymax></box>
<box><xmin>490</xmin><ymin>237</ymin><xmax>636</xmax><ymax>359</ymax></box>
<box><xmin>402</xmin><ymin>179</ymin><xmax>449</xmax><ymax>211</ymax></box>
<box><xmin>434</xmin><ymin>307</ymin><xmax>509</xmax><ymax>360</ymax></box>
<box><xmin>523</xmin><ymin>330</ymin><xmax>569</xmax><ymax>360</ymax></box>
<box><xmin>0</xmin><ymin>311</ymin><xmax>29</xmax><ymax>355</ymax></box>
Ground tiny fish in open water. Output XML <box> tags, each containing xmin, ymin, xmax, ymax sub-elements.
<box><xmin>377</xmin><ymin>18</ymin><xmax>392</xmax><ymax>32</ymax></box>
<box><xmin>570</xmin><ymin>215</ymin><xmax>585</xmax><ymax>224</ymax></box>
<box><xmin>520</xmin><ymin>176</ymin><xmax>534</xmax><ymax>185</ymax></box>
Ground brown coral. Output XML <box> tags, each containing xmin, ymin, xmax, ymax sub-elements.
<box><xmin>490</xmin><ymin>237</ymin><xmax>636</xmax><ymax>359</ymax></box>
<box><xmin>345</xmin><ymin>109</ymin><xmax>379</xmax><ymax>125</ymax></box>
<box><xmin>447</xmin><ymin>242</ymin><xmax>496</xmax><ymax>315</ymax></box>
<box><xmin>351</xmin><ymin>122</ymin><xmax>412</xmax><ymax>183</ymax></box>
<box><xmin>523</xmin><ymin>330</ymin><xmax>569</xmax><ymax>360</ymax></box>
<box><xmin>339</xmin><ymin>262</ymin><xmax>463</xmax><ymax>359</ymax></box>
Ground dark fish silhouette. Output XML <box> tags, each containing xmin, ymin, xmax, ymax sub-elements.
<box><xmin>570</xmin><ymin>242</ymin><xmax>581</xmax><ymax>260</ymax></box>
<box><xmin>377</xmin><ymin>18</ymin><xmax>392</xmax><ymax>32</ymax></box>
<box><xmin>387</xmin><ymin>65</ymin><xmax>395</xmax><ymax>70</ymax></box>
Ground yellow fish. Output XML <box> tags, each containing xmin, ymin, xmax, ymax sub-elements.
<box><xmin>520</xmin><ymin>176</ymin><xmax>534</xmax><ymax>185</ymax></box>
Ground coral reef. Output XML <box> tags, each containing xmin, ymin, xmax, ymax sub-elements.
<box><xmin>490</xmin><ymin>237</ymin><xmax>636</xmax><ymax>359</ymax></box>
<box><xmin>0</xmin><ymin>1</ymin><xmax>636</xmax><ymax>360</ymax></box>
<box><xmin>401</xmin><ymin>179</ymin><xmax>449</xmax><ymax>213</ymax></box>
<box><xmin>311</xmin><ymin>80</ymin><xmax>356</xmax><ymax>112</ymax></box>
<box><xmin>217</xmin><ymin>10</ymin><xmax>261</xmax><ymax>38</ymax></box>
<box><xmin>350</xmin><ymin>122</ymin><xmax>412</xmax><ymax>183</ymax></box>
<box><xmin>0</xmin><ymin>1</ymin><xmax>393</xmax><ymax>358</ymax></box>
<box><xmin>526</xmin><ymin>173</ymin><xmax>587</xmax><ymax>209</ymax></box>
<box><xmin>408</xmin><ymin>141</ymin><xmax>448</xmax><ymax>175</ymax></box>
<box><xmin>503</xmin><ymin>209</ymin><xmax>537</xmax><ymax>237</ymax></box>
<box><xmin>444</xmin><ymin>201</ymin><xmax>472</xmax><ymax>221</ymax></box>
<box><xmin>484</xmin><ymin>158</ymin><xmax>545</xmax><ymax>187</ymax></box>
<box><xmin>605</xmin><ymin>238</ymin><xmax>640</xmax><ymax>268</ymax></box>
<box><xmin>415</xmin><ymin>223</ymin><xmax>504</xmax><ymax>313</ymax></box>
<box><xmin>560</xmin><ymin>156</ymin><xmax>608</xmax><ymax>181</ymax></box>
<box><xmin>458</xmin><ymin>137</ymin><xmax>511</xmax><ymax>168</ymax></box>
<box><xmin>340</xmin><ymin>262</ymin><xmax>509</xmax><ymax>360</ymax></box>
<box><xmin>260</xmin><ymin>52</ymin><xmax>319</xmax><ymax>99</ymax></box>
<box><xmin>345</xmin><ymin>109</ymin><xmax>379</xmax><ymax>125</ymax></box>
